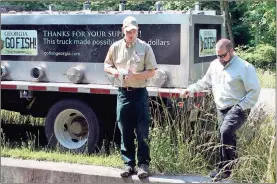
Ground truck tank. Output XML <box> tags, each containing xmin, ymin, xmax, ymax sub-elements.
<box><xmin>1</xmin><ymin>6</ymin><xmax>224</xmax><ymax>88</ymax></box>
<box><xmin>1</xmin><ymin>3</ymin><xmax>225</xmax><ymax>154</ymax></box>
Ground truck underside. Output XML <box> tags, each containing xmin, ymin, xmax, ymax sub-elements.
<box><xmin>1</xmin><ymin>86</ymin><xmax>209</xmax><ymax>154</ymax></box>
<box><xmin>1</xmin><ymin>89</ymin><xmax>118</xmax><ymax>150</ymax></box>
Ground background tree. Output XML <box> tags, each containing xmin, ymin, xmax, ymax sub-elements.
<box><xmin>240</xmin><ymin>1</ymin><xmax>276</xmax><ymax>47</ymax></box>
<box><xmin>0</xmin><ymin>0</ymin><xmax>275</xmax><ymax>67</ymax></box>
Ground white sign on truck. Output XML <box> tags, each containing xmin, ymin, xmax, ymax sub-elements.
<box><xmin>199</xmin><ymin>29</ymin><xmax>217</xmax><ymax>57</ymax></box>
<box><xmin>1</xmin><ymin>30</ymin><xmax>38</xmax><ymax>55</ymax></box>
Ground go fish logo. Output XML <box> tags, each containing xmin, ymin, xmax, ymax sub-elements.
<box><xmin>1</xmin><ymin>30</ymin><xmax>38</xmax><ymax>56</ymax></box>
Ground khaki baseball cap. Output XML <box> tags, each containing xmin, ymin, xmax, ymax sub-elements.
<box><xmin>123</xmin><ymin>16</ymin><xmax>138</xmax><ymax>31</ymax></box>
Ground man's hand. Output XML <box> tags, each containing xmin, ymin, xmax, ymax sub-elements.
<box><xmin>104</xmin><ymin>67</ymin><xmax>119</xmax><ymax>78</ymax></box>
<box><xmin>112</xmin><ymin>69</ymin><xmax>119</xmax><ymax>78</ymax></box>
<box><xmin>124</xmin><ymin>69</ymin><xmax>136</xmax><ymax>80</ymax></box>
<box><xmin>180</xmin><ymin>89</ymin><xmax>190</xmax><ymax>98</ymax></box>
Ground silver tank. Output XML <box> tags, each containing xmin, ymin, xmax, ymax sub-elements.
<box><xmin>1</xmin><ymin>9</ymin><xmax>224</xmax><ymax>88</ymax></box>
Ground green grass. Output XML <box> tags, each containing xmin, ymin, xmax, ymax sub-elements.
<box><xmin>1</xmin><ymin>147</ymin><xmax>122</xmax><ymax>168</ymax></box>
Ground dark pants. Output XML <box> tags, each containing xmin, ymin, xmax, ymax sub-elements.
<box><xmin>217</xmin><ymin>105</ymin><xmax>249</xmax><ymax>171</ymax></box>
<box><xmin>116</xmin><ymin>87</ymin><xmax>151</xmax><ymax>167</ymax></box>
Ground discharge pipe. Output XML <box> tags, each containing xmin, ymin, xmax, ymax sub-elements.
<box><xmin>66</xmin><ymin>66</ymin><xmax>84</xmax><ymax>84</ymax></box>
<box><xmin>30</xmin><ymin>66</ymin><xmax>45</xmax><ymax>80</ymax></box>
<box><xmin>1</xmin><ymin>65</ymin><xmax>8</xmax><ymax>78</ymax></box>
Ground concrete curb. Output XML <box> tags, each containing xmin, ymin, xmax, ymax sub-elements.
<box><xmin>252</xmin><ymin>88</ymin><xmax>275</xmax><ymax>116</ymax></box>
<box><xmin>1</xmin><ymin>157</ymin><xmax>232</xmax><ymax>183</ymax></box>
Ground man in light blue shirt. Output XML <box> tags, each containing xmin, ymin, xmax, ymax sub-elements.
<box><xmin>180</xmin><ymin>38</ymin><xmax>261</xmax><ymax>181</ymax></box>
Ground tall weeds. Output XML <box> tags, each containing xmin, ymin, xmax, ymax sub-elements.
<box><xmin>1</xmin><ymin>110</ymin><xmax>44</xmax><ymax>126</ymax></box>
<box><xmin>149</xmin><ymin>95</ymin><xmax>276</xmax><ymax>183</ymax></box>
<box><xmin>1</xmin><ymin>94</ymin><xmax>275</xmax><ymax>183</ymax></box>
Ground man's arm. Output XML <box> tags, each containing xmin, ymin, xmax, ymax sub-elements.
<box><xmin>186</xmin><ymin>64</ymin><xmax>213</xmax><ymax>94</ymax></box>
<box><xmin>105</xmin><ymin>67</ymin><xmax>119</xmax><ymax>77</ymax></box>
<box><xmin>104</xmin><ymin>45</ymin><xmax>119</xmax><ymax>77</ymax></box>
<box><xmin>237</xmin><ymin>64</ymin><xmax>261</xmax><ymax>110</ymax></box>
<box><xmin>180</xmin><ymin>62</ymin><xmax>213</xmax><ymax>98</ymax></box>
<box><xmin>127</xmin><ymin>69</ymin><xmax>155</xmax><ymax>80</ymax></box>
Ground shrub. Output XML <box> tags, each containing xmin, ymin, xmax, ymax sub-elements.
<box><xmin>254</xmin><ymin>44</ymin><xmax>276</xmax><ymax>68</ymax></box>
<box><xmin>235</xmin><ymin>44</ymin><xmax>276</xmax><ymax>69</ymax></box>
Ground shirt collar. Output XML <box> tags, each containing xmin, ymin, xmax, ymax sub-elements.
<box><xmin>123</xmin><ymin>38</ymin><xmax>137</xmax><ymax>48</ymax></box>
<box><xmin>225</xmin><ymin>55</ymin><xmax>237</xmax><ymax>68</ymax></box>
<box><xmin>219</xmin><ymin>55</ymin><xmax>237</xmax><ymax>69</ymax></box>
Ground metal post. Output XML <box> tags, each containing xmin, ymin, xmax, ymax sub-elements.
<box><xmin>49</xmin><ymin>4</ymin><xmax>56</xmax><ymax>11</ymax></box>
<box><xmin>155</xmin><ymin>1</ymin><xmax>163</xmax><ymax>11</ymax></box>
<box><xmin>195</xmin><ymin>2</ymin><xmax>201</xmax><ymax>11</ymax></box>
<box><xmin>83</xmin><ymin>1</ymin><xmax>90</xmax><ymax>11</ymax></box>
<box><xmin>119</xmin><ymin>3</ymin><xmax>125</xmax><ymax>11</ymax></box>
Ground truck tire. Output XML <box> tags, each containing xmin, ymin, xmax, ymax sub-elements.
<box><xmin>45</xmin><ymin>99</ymin><xmax>99</xmax><ymax>154</ymax></box>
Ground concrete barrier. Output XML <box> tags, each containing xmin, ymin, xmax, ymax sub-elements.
<box><xmin>1</xmin><ymin>157</ymin><xmax>232</xmax><ymax>183</ymax></box>
<box><xmin>250</xmin><ymin>88</ymin><xmax>275</xmax><ymax>120</ymax></box>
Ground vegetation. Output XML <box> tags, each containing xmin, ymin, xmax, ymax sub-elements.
<box><xmin>256</xmin><ymin>69</ymin><xmax>276</xmax><ymax>89</ymax></box>
<box><xmin>236</xmin><ymin>44</ymin><xmax>276</xmax><ymax>70</ymax></box>
<box><xmin>1</xmin><ymin>147</ymin><xmax>122</xmax><ymax>168</ymax></box>
<box><xmin>1</xmin><ymin>95</ymin><xmax>275</xmax><ymax>183</ymax></box>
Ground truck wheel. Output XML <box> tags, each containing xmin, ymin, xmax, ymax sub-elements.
<box><xmin>45</xmin><ymin>99</ymin><xmax>99</xmax><ymax>154</ymax></box>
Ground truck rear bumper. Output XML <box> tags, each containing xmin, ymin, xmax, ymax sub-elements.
<box><xmin>1</xmin><ymin>81</ymin><xmax>209</xmax><ymax>98</ymax></box>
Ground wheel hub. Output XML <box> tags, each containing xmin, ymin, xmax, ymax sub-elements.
<box><xmin>69</xmin><ymin>116</ymin><xmax>88</xmax><ymax>137</ymax></box>
<box><xmin>54</xmin><ymin>109</ymin><xmax>89</xmax><ymax>149</ymax></box>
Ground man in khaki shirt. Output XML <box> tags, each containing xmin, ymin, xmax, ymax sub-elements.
<box><xmin>104</xmin><ymin>16</ymin><xmax>158</xmax><ymax>178</ymax></box>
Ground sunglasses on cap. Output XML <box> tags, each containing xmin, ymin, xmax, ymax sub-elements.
<box><xmin>216</xmin><ymin>49</ymin><xmax>231</xmax><ymax>58</ymax></box>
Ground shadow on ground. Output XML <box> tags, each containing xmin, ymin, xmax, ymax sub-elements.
<box><xmin>1</xmin><ymin>124</ymin><xmax>48</xmax><ymax>147</ymax></box>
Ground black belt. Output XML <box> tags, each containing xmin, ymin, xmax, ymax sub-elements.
<box><xmin>220</xmin><ymin>106</ymin><xmax>233</xmax><ymax>113</ymax></box>
<box><xmin>118</xmin><ymin>87</ymin><xmax>144</xmax><ymax>91</ymax></box>
<box><xmin>220</xmin><ymin>105</ymin><xmax>250</xmax><ymax>114</ymax></box>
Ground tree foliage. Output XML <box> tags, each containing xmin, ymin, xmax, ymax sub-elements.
<box><xmin>0</xmin><ymin>0</ymin><xmax>275</xmax><ymax>47</ymax></box>
<box><xmin>239</xmin><ymin>1</ymin><xmax>276</xmax><ymax>46</ymax></box>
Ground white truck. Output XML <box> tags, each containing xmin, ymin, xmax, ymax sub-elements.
<box><xmin>1</xmin><ymin>3</ymin><xmax>225</xmax><ymax>153</ymax></box>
